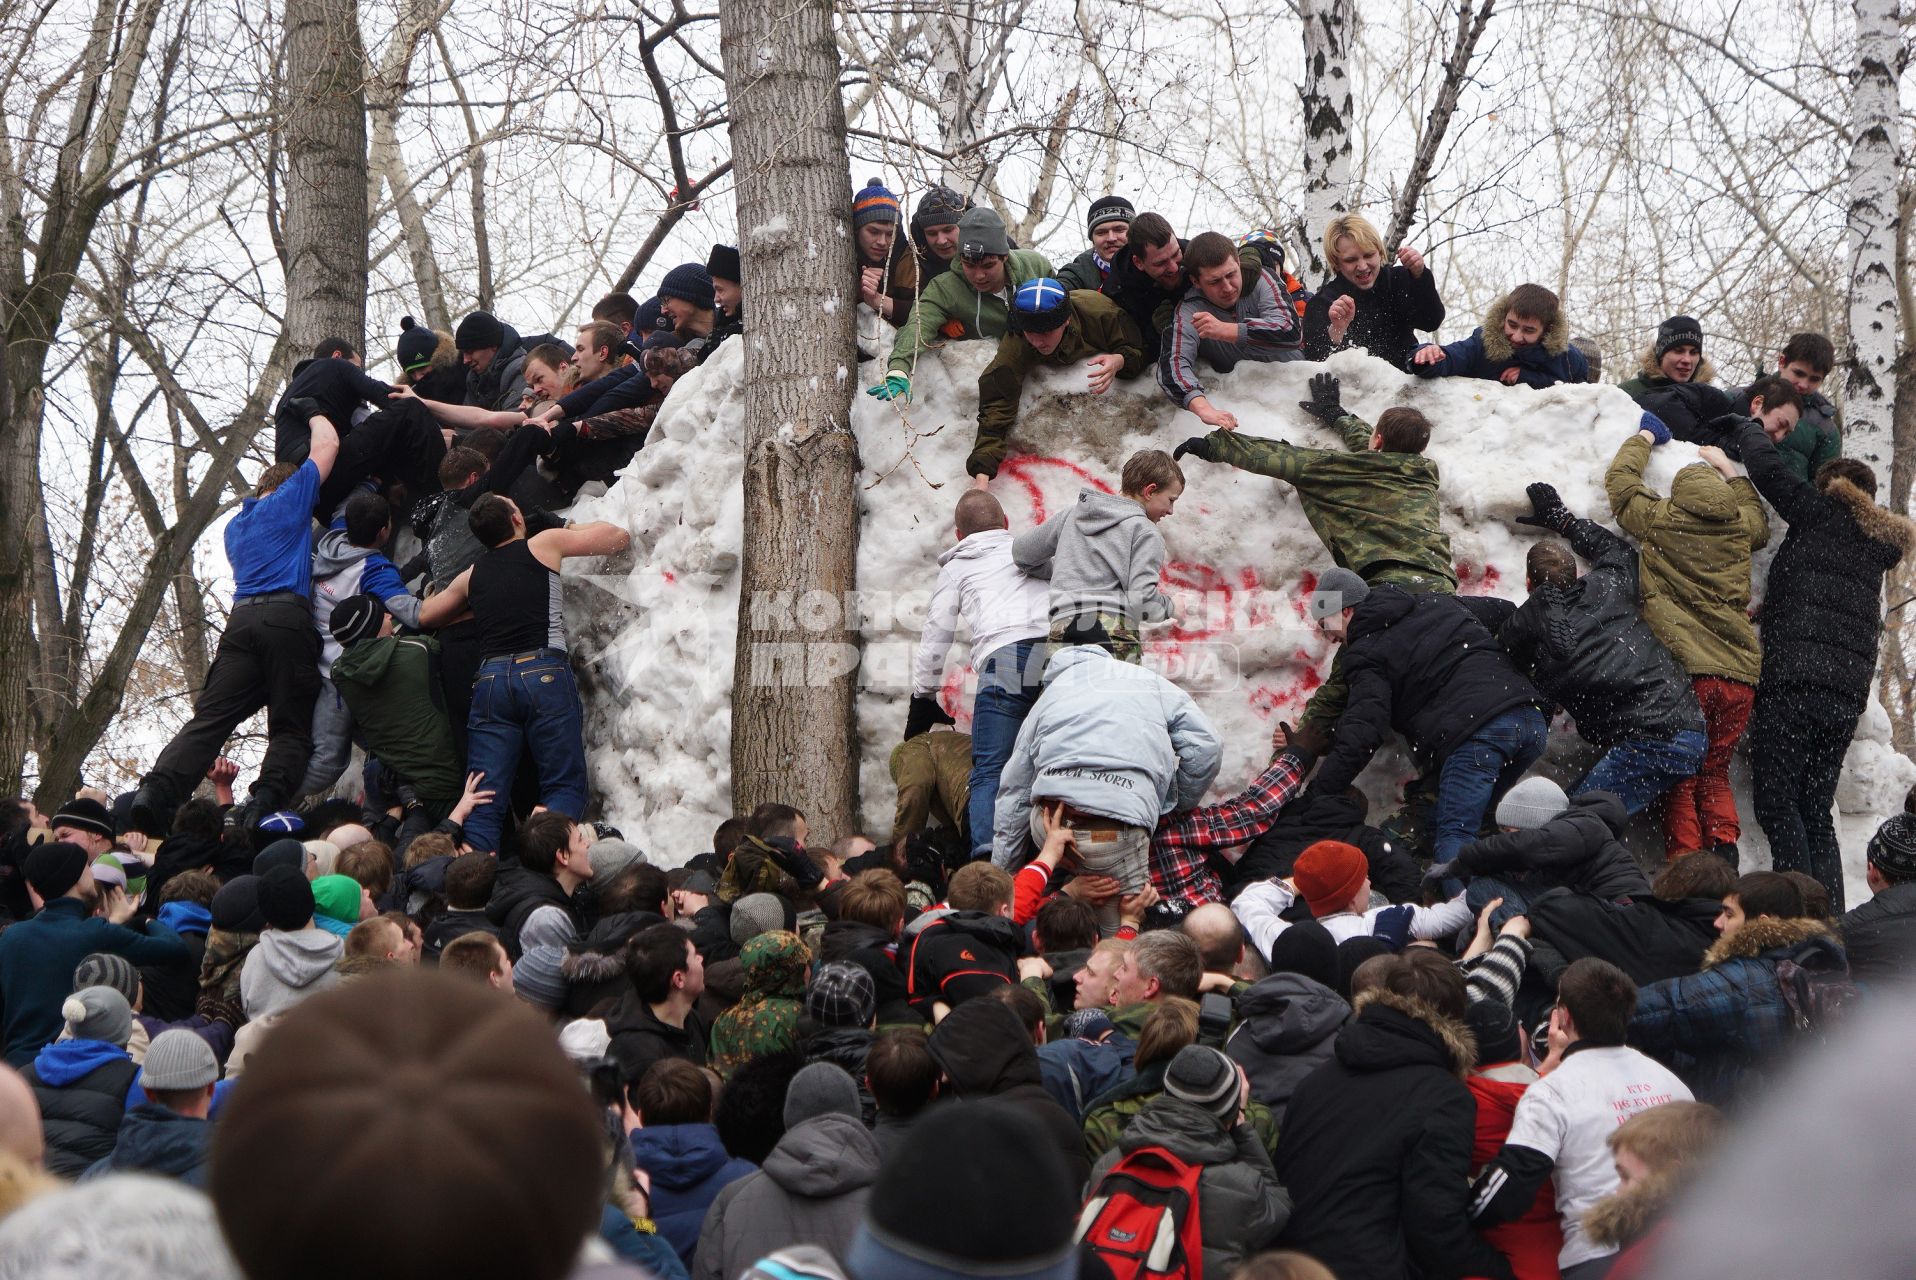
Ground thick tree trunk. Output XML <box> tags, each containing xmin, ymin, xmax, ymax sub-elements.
<box><xmin>282</xmin><ymin>0</ymin><xmax>370</xmax><ymax>353</ymax></box>
<box><xmin>1297</xmin><ymin>0</ymin><xmax>1355</xmax><ymax>279</ymax></box>
<box><xmin>1843</xmin><ymin>0</ymin><xmax>1902</xmax><ymax>489</ymax></box>
<box><xmin>720</xmin><ymin>0</ymin><xmax>861</xmax><ymax>836</ymax></box>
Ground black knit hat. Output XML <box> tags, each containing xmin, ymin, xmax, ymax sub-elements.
<box><xmin>1464</xmin><ymin>999</ymin><xmax>1524</xmax><ymax>1065</ymax></box>
<box><xmin>705</xmin><ymin>243</ymin><xmax>741</xmax><ymax>284</ymax></box>
<box><xmin>1266</xmin><ymin>918</ymin><xmax>1339</xmax><ymax>987</ymax></box>
<box><xmin>257</xmin><ymin>865</ymin><xmax>315</xmax><ymax>932</ymax></box>
<box><xmin>847</xmin><ymin>1100</ymin><xmax>1079</xmax><ymax>1280</ymax></box>
<box><xmin>25</xmin><ymin>842</ymin><xmax>88</xmax><ymax>900</ymax></box>
<box><xmin>911</xmin><ymin>184</ymin><xmax>968</xmax><ymax>232</ymax></box>
<box><xmin>1086</xmin><ymin>195</ymin><xmax>1134</xmax><ymax>237</ymax></box>
<box><xmin>658</xmin><ymin>263</ymin><xmax>715</xmax><ymax>311</ymax></box>
<box><xmin>454</xmin><ymin>310</ymin><xmax>506</xmax><ymax>352</ymax></box>
<box><xmin>1868</xmin><ymin>813</ymin><xmax>1916</xmax><ymax>880</ymax></box>
<box><xmin>1654</xmin><ymin>314</ymin><xmax>1703</xmax><ymax>361</ymax></box>
<box><xmin>51</xmin><ymin>797</ymin><xmax>113</xmax><ymax>841</ymax></box>
<box><xmin>211</xmin><ymin>875</ymin><xmax>266</xmax><ymax>933</ymax></box>
<box><xmin>396</xmin><ymin>316</ymin><xmax>438</xmax><ymax>373</ymax></box>
<box><xmin>329</xmin><ymin>593</ymin><xmax>386</xmax><ymax>647</ymax></box>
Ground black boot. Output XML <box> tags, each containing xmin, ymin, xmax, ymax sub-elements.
<box><xmin>127</xmin><ymin>784</ymin><xmax>173</xmax><ymax>839</ymax></box>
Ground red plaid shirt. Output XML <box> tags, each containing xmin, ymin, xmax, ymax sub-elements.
<box><xmin>1150</xmin><ymin>750</ymin><xmax>1311</xmax><ymax>907</ymax></box>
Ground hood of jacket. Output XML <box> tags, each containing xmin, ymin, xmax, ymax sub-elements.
<box><xmin>1669</xmin><ymin>463</ymin><xmax>1741</xmax><ymax>522</ymax></box>
<box><xmin>561</xmin><ymin>948</ymin><xmax>628</xmax><ymax>987</ymax></box>
<box><xmin>1560</xmin><ymin>789</ymin><xmax>1628</xmax><ymax>839</ymax></box>
<box><xmin>156</xmin><ymin>901</ymin><xmax>212</xmax><ymax>937</ymax></box>
<box><xmin>1634</xmin><ymin>351</ymin><xmax>1719</xmax><ymax>383</ymax></box>
<box><xmin>333</xmin><ymin>634</ymin><xmax>425</xmax><ymax>687</ymax></box>
<box><xmin>1583</xmin><ymin>1167</ymin><xmax>1680</xmax><ymax>1250</ymax></box>
<box><xmin>32</xmin><ymin>1038</ymin><xmax>131</xmax><ymax>1087</ymax></box>
<box><xmin>1827</xmin><ymin>476</ymin><xmax>1916</xmax><ymax>556</ymax></box>
<box><xmin>312</xmin><ymin>525</ymin><xmax>374</xmax><ymax>582</ymax></box>
<box><xmin>761</xmin><ymin>1112</ymin><xmax>881</xmax><ymax>1197</ymax></box>
<box><xmin>939</xmin><ymin>526</ymin><xmax>1013</xmax><ymax>566</ymax></box>
<box><xmin>741</xmin><ymin>930</ymin><xmax>812</xmax><ymax>999</ymax></box>
<box><xmin>927</xmin><ymin>998</ymin><xmax>1043</xmax><ymax>1095</ymax></box>
<box><xmin>1117</xmin><ymin>1094</ymin><xmax>1237</xmax><ymax>1164</ymax></box>
<box><xmin>1702</xmin><ymin>915</ymin><xmax>1838</xmax><ymax>968</ymax></box>
<box><xmin>1481</xmin><ymin>292</ymin><xmax>1571</xmax><ymax>360</ymax></box>
<box><xmin>107</xmin><ymin>1104</ymin><xmax>211</xmax><ymax>1177</ymax></box>
<box><xmin>1068</xmin><ymin>488</ymin><xmax>1150</xmax><ymax>539</ymax></box>
<box><xmin>628</xmin><ymin>1122</ymin><xmax>738</xmax><ymax>1190</ymax></box>
<box><xmin>1232</xmin><ymin>973</ymin><xmax>1350</xmax><ymax>1055</ymax></box>
<box><xmin>1335</xmin><ymin>990</ymin><xmax>1476</xmax><ymax>1080</ymax></box>
<box><xmin>249</xmin><ymin>927</ymin><xmax>344</xmax><ymax>992</ymax></box>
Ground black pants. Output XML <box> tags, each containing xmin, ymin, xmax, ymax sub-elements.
<box><xmin>143</xmin><ymin>598</ymin><xmax>320</xmax><ymax>809</ymax></box>
<box><xmin>438</xmin><ymin>619</ymin><xmax>484</xmax><ymax>760</ymax></box>
<box><xmin>1749</xmin><ymin>681</ymin><xmax>1859</xmax><ymax>913</ymax></box>
<box><xmin>314</xmin><ymin>400</ymin><xmax>446</xmax><ymax>519</ymax></box>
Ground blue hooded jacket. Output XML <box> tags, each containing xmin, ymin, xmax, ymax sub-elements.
<box><xmin>157</xmin><ymin>901</ymin><xmax>213</xmax><ymax>937</ymax></box>
<box><xmin>628</xmin><ymin>1122</ymin><xmax>757</xmax><ymax>1265</ymax></box>
<box><xmin>34</xmin><ymin>1038</ymin><xmax>145</xmax><ymax>1108</ymax></box>
<box><xmin>1412</xmin><ymin>292</ymin><xmax>1588</xmax><ymax>389</ymax></box>
<box><xmin>84</xmin><ymin>1103</ymin><xmax>212</xmax><ymax>1186</ymax></box>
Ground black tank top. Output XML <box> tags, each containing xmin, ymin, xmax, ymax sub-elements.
<box><xmin>469</xmin><ymin>539</ymin><xmax>565</xmax><ymax>658</ymax></box>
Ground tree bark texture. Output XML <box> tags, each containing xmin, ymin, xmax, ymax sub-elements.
<box><xmin>283</xmin><ymin>0</ymin><xmax>370</xmax><ymax>354</ymax></box>
<box><xmin>720</xmin><ymin>0</ymin><xmax>862</xmax><ymax>835</ymax></box>
<box><xmin>1297</xmin><ymin>0</ymin><xmax>1355</xmax><ymax>279</ymax></box>
<box><xmin>1843</xmin><ymin>0</ymin><xmax>1902</xmax><ymax>490</ymax></box>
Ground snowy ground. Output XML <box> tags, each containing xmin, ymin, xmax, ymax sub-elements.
<box><xmin>564</xmin><ymin>334</ymin><xmax>1914</xmax><ymax>902</ymax></box>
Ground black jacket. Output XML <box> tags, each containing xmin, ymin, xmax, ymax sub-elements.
<box><xmin>485</xmin><ymin>867</ymin><xmax>579</xmax><ymax>960</ymax></box>
<box><xmin>1457</xmin><ymin>792</ymin><xmax>1651</xmax><ymax>904</ymax></box>
<box><xmin>604</xmin><ymin>992</ymin><xmax>709</xmax><ymax>1084</ymax></box>
<box><xmin>273</xmin><ymin>356</ymin><xmax>396</xmax><ymax>462</ymax></box>
<box><xmin>26</xmin><ymin>1055</ymin><xmax>139</xmax><ymax>1178</ymax></box>
<box><xmin>1499</xmin><ymin>519</ymin><xmax>1704</xmax><ymax>747</ymax></box>
<box><xmin>1230</xmin><ymin>791</ymin><xmax>1420</xmax><ymax>904</ymax></box>
<box><xmin>421</xmin><ymin>908</ymin><xmax>505</xmax><ymax>962</ymax></box>
<box><xmin>1524</xmin><ymin>888</ymin><xmax>1720</xmax><ymax>987</ymax></box>
<box><xmin>901</xmin><ymin>910</ymin><xmax>1020</xmax><ymax>1016</ymax></box>
<box><xmin>1635</xmin><ymin>380</ymin><xmax>1737</xmax><ymax>446</ymax></box>
<box><xmin>1311</xmin><ymin>587</ymin><xmax>1542</xmax><ymax>796</ymax></box>
<box><xmin>817</xmin><ymin>918</ymin><xmax>917</xmax><ymax>1025</ymax></box>
<box><xmin>1301</xmin><ymin>263</ymin><xmax>1446</xmax><ymax>370</ymax></box>
<box><xmin>89</xmin><ymin>1103</ymin><xmax>212</xmax><ymax>1186</ymax></box>
<box><xmin>1274</xmin><ymin>992</ymin><xmax>1512</xmax><ymax>1280</ymax></box>
<box><xmin>926</xmin><ymin>999</ymin><xmax>1090</xmax><ymax>1189</ymax></box>
<box><xmin>1101</xmin><ymin>239</ymin><xmax>1186</xmax><ymax>361</ymax></box>
<box><xmin>1840</xmin><ymin>881</ymin><xmax>1916</xmax><ymax>981</ymax></box>
<box><xmin>1737</xmin><ymin>422</ymin><xmax>1915</xmax><ymax>702</ymax></box>
<box><xmin>1225</xmin><ymin>973</ymin><xmax>1350</xmax><ymax>1114</ymax></box>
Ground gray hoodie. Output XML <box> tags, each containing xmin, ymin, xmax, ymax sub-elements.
<box><xmin>239</xmin><ymin>928</ymin><xmax>343</xmax><ymax>1020</ymax></box>
<box><xmin>311</xmin><ymin>526</ymin><xmax>423</xmax><ymax>676</ymax></box>
<box><xmin>692</xmin><ymin>1112</ymin><xmax>879</xmax><ymax>1280</ymax></box>
<box><xmin>1012</xmin><ymin>488</ymin><xmax>1173</xmax><ymax>626</ymax></box>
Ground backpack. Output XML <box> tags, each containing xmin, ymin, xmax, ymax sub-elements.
<box><xmin>1237</xmin><ymin>228</ymin><xmax>1313</xmax><ymax>318</ymax></box>
<box><xmin>1776</xmin><ymin>949</ymin><xmax>1860</xmax><ymax>1038</ymax></box>
<box><xmin>1075</xmin><ymin>1145</ymin><xmax>1206</xmax><ymax>1278</ymax></box>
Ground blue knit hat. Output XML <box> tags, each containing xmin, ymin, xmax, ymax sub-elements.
<box><xmin>658</xmin><ymin>264</ymin><xmax>714</xmax><ymax>311</ymax></box>
<box><xmin>853</xmin><ymin>177</ymin><xmax>902</xmax><ymax>229</ymax></box>
<box><xmin>1009</xmin><ymin>277</ymin><xmax>1071</xmax><ymax>334</ymax></box>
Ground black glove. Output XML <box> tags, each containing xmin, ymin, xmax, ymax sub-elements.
<box><xmin>763</xmin><ymin>836</ymin><xmax>824</xmax><ymax>892</ymax></box>
<box><xmin>1172</xmin><ymin>436</ymin><xmax>1213</xmax><ymax>464</ymax></box>
<box><xmin>904</xmin><ymin>693</ymin><xmax>956</xmax><ymax>742</ymax></box>
<box><xmin>1514</xmin><ymin>482</ymin><xmax>1574</xmax><ymax>533</ymax></box>
<box><xmin>1297</xmin><ymin>372</ymin><xmax>1344</xmax><ymax>424</ymax></box>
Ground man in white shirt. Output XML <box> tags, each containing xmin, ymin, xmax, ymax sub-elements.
<box><xmin>1469</xmin><ymin>957</ymin><xmax>1693</xmax><ymax>1278</ymax></box>
<box><xmin>1232</xmin><ymin>838</ymin><xmax>1473</xmax><ymax>960</ymax></box>
<box><xmin>908</xmin><ymin>489</ymin><xmax>1053</xmax><ymax>860</ymax></box>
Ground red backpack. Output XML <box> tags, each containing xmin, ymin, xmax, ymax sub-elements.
<box><xmin>1075</xmin><ymin>1145</ymin><xmax>1206</xmax><ymax>1279</ymax></box>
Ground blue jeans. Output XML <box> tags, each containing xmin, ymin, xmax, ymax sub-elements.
<box><xmin>1432</xmin><ymin>706</ymin><xmax>1549</xmax><ymax>868</ymax></box>
<box><xmin>968</xmin><ymin>640</ymin><xmax>1043</xmax><ymax>860</ymax></box>
<box><xmin>296</xmin><ymin>676</ymin><xmax>357</xmax><ymax>799</ymax></box>
<box><xmin>1465</xmin><ymin>874</ymin><xmax>1529</xmax><ymax>929</ymax></box>
<box><xmin>1573</xmin><ymin>729</ymin><xmax>1707</xmax><ymax>816</ymax></box>
<box><xmin>463</xmin><ymin>650</ymin><xmax>588</xmax><ymax>853</ymax></box>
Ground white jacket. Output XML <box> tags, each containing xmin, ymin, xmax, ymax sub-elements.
<box><xmin>1232</xmin><ymin>879</ymin><xmax>1474</xmax><ymax>961</ymax></box>
<box><xmin>911</xmin><ymin>528</ymin><xmax>1051</xmax><ymax>696</ymax></box>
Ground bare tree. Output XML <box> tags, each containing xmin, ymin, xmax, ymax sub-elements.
<box><xmin>1296</xmin><ymin>0</ymin><xmax>1354</xmax><ymax>277</ymax></box>
<box><xmin>720</xmin><ymin>0</ymin><xmax>861</xmax><ymax>832</ymax></box>
<box><xmin>1844</xmin><ymin>0</ymin><xmax>1903</xmax><ymax>487</ymax></box>
<box><xmin>1380</xmin><ymin>0</ymin><xmax>1496</xmax><ymax>255</ymax></box>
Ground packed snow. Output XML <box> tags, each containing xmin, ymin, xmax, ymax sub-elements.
<box><xmin>564</xmin><ymin>333</ymin><xmax>1915</xmax><ymax>901</ymax></box>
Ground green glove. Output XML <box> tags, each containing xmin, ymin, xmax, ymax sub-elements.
<box><xmin>867</xmin><ymin>373</ymin><xmax>911</xmax><ymax>402</ymax></box>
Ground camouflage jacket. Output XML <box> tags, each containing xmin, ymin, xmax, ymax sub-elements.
<box><xmin>1082</xmin><ymin>1058</ymin><xmax>1279</xmax><ymax>1163</ymax></box>
<box><xmin>708</xmin><ymin>931</ymin><xmax>811</xmax><ymax>1078</ymax></box>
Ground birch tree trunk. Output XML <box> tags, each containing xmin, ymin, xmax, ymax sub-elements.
<box><xmin>282</xmin><ymin>0</ymin><xmax>370</xmax><ymax>352</ymax></box>
<box><xmin>720</xmin><ymin>0</ymin><xmax>862</xmax><ymax>835</ymax></box>
<box><xmin>1844</xmin><ymin>0</ymin><xmax>1902</xmax><ymax>490</ymax></box>
<box><xmin>1297</xmin><ymin>0</ymin><xmax>1355</xmax><ymax>279</ymax></box>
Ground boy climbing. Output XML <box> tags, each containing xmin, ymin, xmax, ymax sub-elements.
<box><xmin>1411</xmin><ymin>283</ymin><xmax>1589</xmax><ymax>388</ymax></box>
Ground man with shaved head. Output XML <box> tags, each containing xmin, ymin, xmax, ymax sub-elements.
<box><xmin>1183</xmin><ymin>903</ymin><xmax>1251</xmax><ymax>981</ymax></box>
<box><xmin>908</xmin><ymin>490</ymin><xmax>1052</xmax><ymax>859</ymax></box>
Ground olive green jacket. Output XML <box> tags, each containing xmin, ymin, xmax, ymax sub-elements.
<box><xmin>968</xmin><ymin>291</ymin><xmax>1146</xmax><ymax>478</ymax></box>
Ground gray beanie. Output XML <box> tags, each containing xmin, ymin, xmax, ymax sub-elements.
<box><xmin>730</xmin><ymin>893</ymin><xmax>787</xmax><ymax>947</ymax></box>
<box><xmin>1496</xmin><ymin>776</ymin><xmax>1570</xmax><ymax>830</ymax></box>
<box><xmin>587</xmin><ymin>838</ymin><xmax>645</xmax><ymax>882</ymax></box>
<box><xmin>1163</xmin><ymin>1044</ymin><xmax>1240</xmax><ymax>1126</ymax></box>
<box><xmin>955</xmin><ymin>207</ymin><xmax>1010</xmax><ymax>259</ymax></box>
<box><xmin>141</xmin><ymin>1029</ymin><xmax>219</xmax><ymax>1091</ymax></box>
<box><xmin>512</xmin><ymin>944</ymin><xmax>569</xmax><ymax>1011</ymax></box>
<box><xmin>63</xmin><ymin>986</ymin><xmax>132</xmax><ymax>1048</ymax></box>
<box><xmin>783</xmin><ymin>1062</ymin><xmax>862</xmax><ymax>1129</ymax></box>
<box><xmin>74</xmin><ymin>953</ymin><xmax>140</xmax><ymax>1005</ymax></box>
<box><xmin>1308</xmin><ymin>567</ymin><xmax>1371</xmax><ymax>621</ymax></box>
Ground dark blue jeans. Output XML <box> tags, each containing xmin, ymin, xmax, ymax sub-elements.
<box><xmin>1573</xmin><ymin>730</ymin><xmax>1707</xmax><ymax>816</ymax></box>
<box><xmin>967</xmin><ymin>639</ymin><xmax>1043</xmax><ymax>860</ymax></box>
<box><xmin>1433</xmin><ymin>706</ymin><xmax>1549</xmax><ymax>868</ymax></box>
<box><xmin>463</xmin><ymin>650</ymin><xmax>588</xmax><ymax>853</ymax></box>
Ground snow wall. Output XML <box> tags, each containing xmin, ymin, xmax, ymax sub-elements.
<box><xmin>563</xmin><ymin>336</ymin><xmax>1915</xmax><ymax>903</ymax></box>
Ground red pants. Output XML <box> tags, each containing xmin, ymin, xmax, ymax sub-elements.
<box><xmin>1662</xmin><ymin>676</ymin><xmax>1755</xmax><ymax>856</ymax></box>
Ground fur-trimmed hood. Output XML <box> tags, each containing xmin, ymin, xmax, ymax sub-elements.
<box><xmin>1636</xmin><ymin>347</ymin><xmax>1717</xmax><ymax>383</ymax></box>
<box><xmin>1344</xmin><ymin>989</ymin><xmax>1477</xmax><ymax>1079</ymax></box>
<box><xmin>1481</xmin><ymin>292</ymin><xmax>1570</xmax><ymax>360</ymax></box>
<box><xmin>1702</xmin><ymin>915</ymin><xmax>1834</xmax><ymax>968</ymax></box>
<box><xmin>1826</xmin><ymin>476</ymin><xmax>1916</xmax><ymax>555</ymax></box>
<box><xmin>561</xmin><ymin>948</ymin><xmax>628</xmax><ymax>985</ymax></box>
<box><xmin>1584</xmin><ymin>1168</ymin><xmax>1680</xmax><ymax>1249</ymax></box>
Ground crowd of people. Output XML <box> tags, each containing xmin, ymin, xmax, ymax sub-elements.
<box><xmin>0</xmin><ymin>175</ymin><xmax>1909</xmax><ymax>1280</ymax></box>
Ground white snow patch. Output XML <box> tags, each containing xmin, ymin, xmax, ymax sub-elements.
<box><xmin>565</xmin><ymin>336</ymin><xmax>1915</xmax><ymax>903</ymax></box>
<box><xmin>822</xmin><ymin>296</ymin><xmax>838</xmax><ymax>315</ymax></box>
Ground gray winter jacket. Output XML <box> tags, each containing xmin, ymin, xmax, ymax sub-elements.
<box><xmin>992</xmin><ymin>645</ymin><xmax>1221</xmax><ymax>866</ymax></box>
<box><xmin>1157</xmin><ymin>267</ymin><xmax>1305</xmax><ymax>407</ymax></box>
<box><xmin>1224</xmin><ymin>973</ymin><xmax>1350</xmax><ymax>1113</ymax></box>
<box><xmin>1087</xmin><ymin>1096</ymin><xmax>1292</xmax><ymax>1277</ymax></box>
<box><xmin>1012</xmin><ymin>488</ymin><xmax>1174</xmax><ymax>626</ymax></box>
<box><xmin>239</xmin><ymin>928</ymin><xmax>342</xmax><ymax>1020</ymax></box>
<box><xmin>691</xmin><ymin>1112</ymin><xmax>879</xmax><ymax>1280</ymax></box>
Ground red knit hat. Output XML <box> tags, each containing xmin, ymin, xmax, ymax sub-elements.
<box><xmin>1293</xmin><ymin>840</ymin><xmax>1369</xmax><ymax>916</ymax></box>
